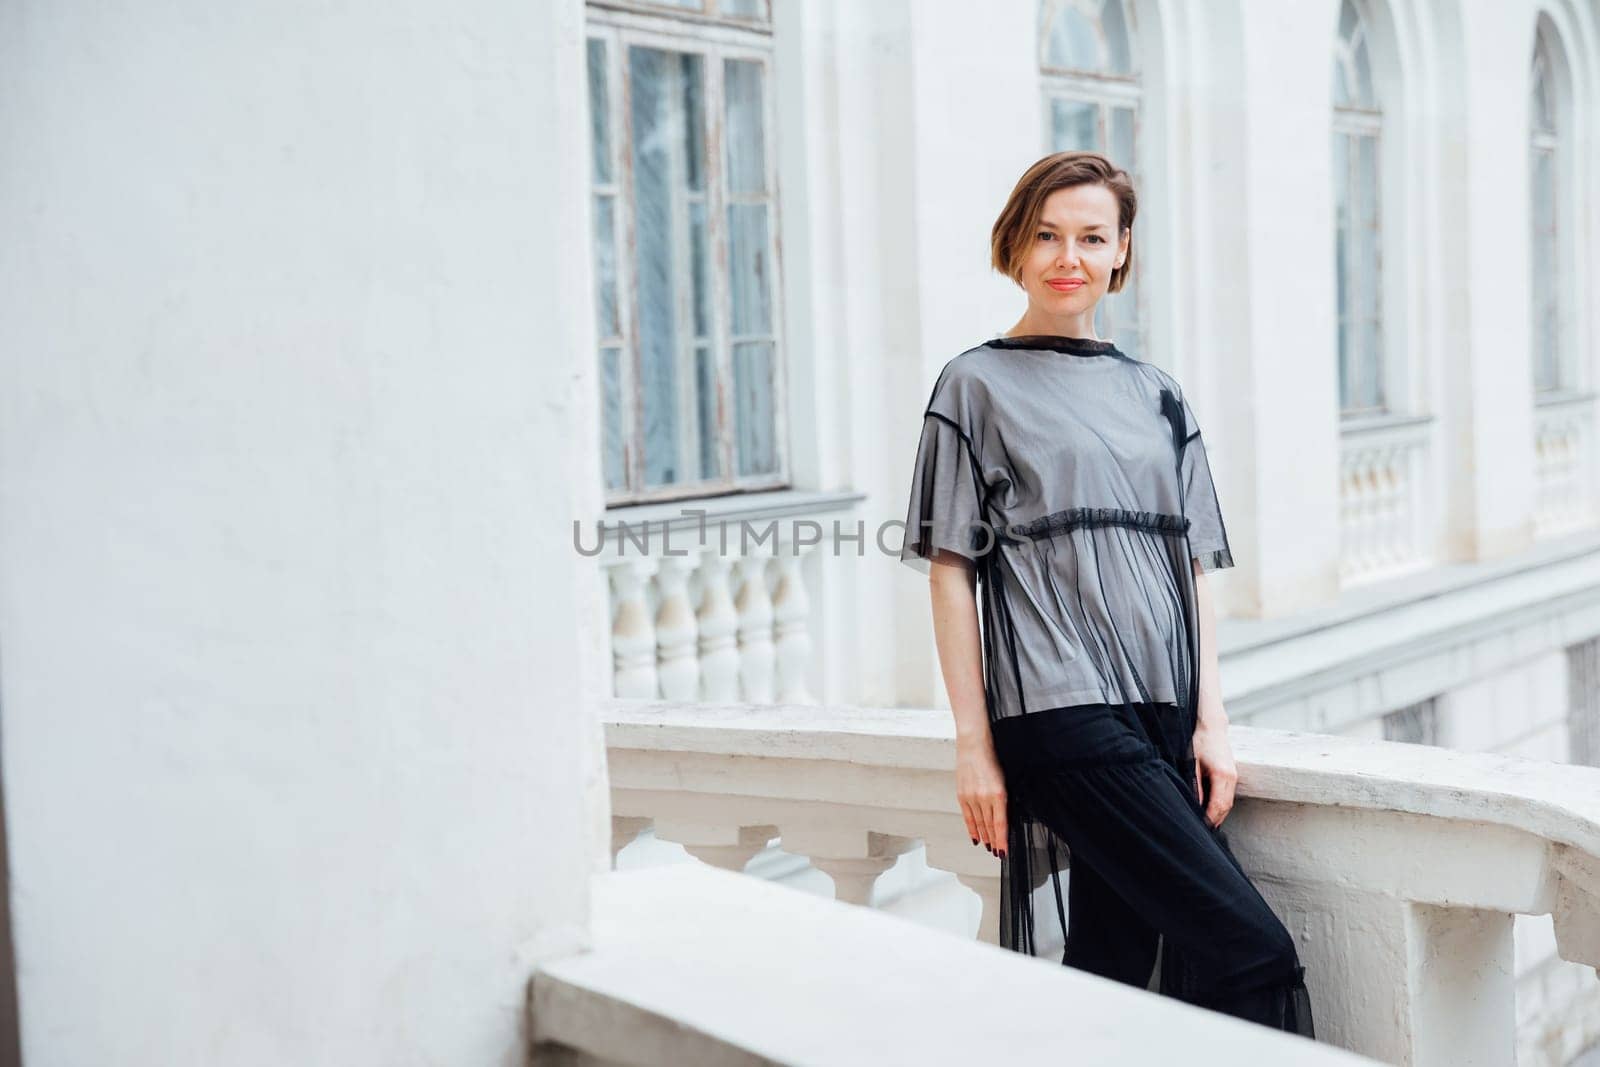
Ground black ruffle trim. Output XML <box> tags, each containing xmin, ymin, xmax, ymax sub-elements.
<box><xmin>1002</xmin><ymin>507</ymin><xmax>1190</xmax><ymax>541</ymax></box>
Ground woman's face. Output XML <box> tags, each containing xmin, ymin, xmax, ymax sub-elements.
<box><xmin>1017</xmin><ymin>183</ymin><xmax>1129</xmax><ymax>319</ymax></box>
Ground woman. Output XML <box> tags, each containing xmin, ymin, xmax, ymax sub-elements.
<box><xmin>899</xmin><ymin>150</ymin><xmax>1315</xmax><ymax>1036</ymax></box>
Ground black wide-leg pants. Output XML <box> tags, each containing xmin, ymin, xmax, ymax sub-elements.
<box><xmin>991</xmin><ymin>702</ymin><xmax>1315</xmax><ymax>1037</ymax></box>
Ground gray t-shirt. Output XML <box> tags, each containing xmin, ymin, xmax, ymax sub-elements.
<box><xmin>900</xmin><ymin>333</ymin><xmax>1232</xmax><ymax>721</ymax></box>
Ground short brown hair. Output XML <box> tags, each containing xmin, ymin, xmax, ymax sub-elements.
<box><xmin>990</xmin><ymin>151</ymin><xmax>1137</xmax><ymax>294</ymax></box>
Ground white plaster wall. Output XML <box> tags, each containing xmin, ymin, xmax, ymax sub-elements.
<box><xmin>0</xmin><ymin>1</ymin><xmax>610</xmax><ymax>1063</ymax></box>
<box><xmin>1439</xmin><ymin>650</ymin><xmax>1568</xmax><ymax>757</ymax></box>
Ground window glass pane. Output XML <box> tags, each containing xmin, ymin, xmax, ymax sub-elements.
<box><xmin>1352</xmin><ymin>37</ymin><xmax>1374</xmax><ymax>107</ymax></box>
<box><xmin>1049</xmin><ymin>97</ymin><xmax>1099</xmax><ymax>152</ymax></box>
<box><xmin>732</xmin><ymin>341</ymin><xmax>777</xmax><ymax>476</ymax></box>
<box><xmin>684</xmin><ymin>62</ymin><xmax>706</xmax><ymax>193</ymax></box>
<box><xmin>1101</xmin><ymin>0</ymin><xmax>1134</xmax><ymax>74</ymax></box>
<box><xmin>1043</xmin><ymin>0</ymin><xmax>1102</xmax><ymax>71</ymax></box>
<box><xmin>1338</xmin><ymin>0</ymin><xmax>1358</xmax><ymax>38</ymax></box>
<box><xmin>587</xmin><ymin>39</ymin><xmax>611</xmax><ymax>184</ymax></box>
<box><xmin>594</xmin><ymin>194</ymin><xmax>619</xmax><ymax>340</ymax></box>
<box><xmin>1531</xmin><ymin>149</ymin><xmax>1558</xmax><ymax>390</ymax></box>
<box><xmin>1532</xmin><ymin>150</ymin><xmax>1554</xmax><ymax>231</ymax></box>
<box><xmin>1098</xmin><ymin>271</ymin><xmax>1139</xmax><ymax>362</ymax></box>
<box><xmin>1535</xmin><ymin>313</ymin><xmax>1558</xmax><ymax>391</ymax></box>
<box><xmin>695</xmin><ymin>346</ymin><xmax>721</xmax><ymax>479</ymax></box>
<box><xmin>689</xmin><ymin>199</ymin><xmax>711</xmax><ymax>340</ymax></box>
<box><xmin>1355</xmin><ymin>134</ymin><xmax>1378</xmax><ymax>230</ymax></box>
<box><xmin>1337</xmin><ymin>319</ymin><xmax>1351</xmax><ymax>410</ymax></box>
<box><xmin>1334</xmin><ymin>0</ymin><xmax>1376</xmax><ymax>109</ymax></box>
<box><xmin>728</xmin><ymin>203</ymin><xmax>772</xmax><ymax>336</ymax></box>
<box><xmin>724</xmin><ymin>59</ymin><xmax>767</xmax><ymax>195</ymax></box>
<box><xmin>1332</xmin><ymin>132</ymin><xmax>1349</xmax><ymax>228</ymax></box>
<box><xmin>1354</xmin><ymin>134</ymin><xmax>1382</xmax><ymax>411</ymax></box>
<box><xmin>630</xmin><ymin>45</ymin><xmax>707</xmax><ymax>487</ymax></box>
<box><xmin>601</xmin><ymin>346</ymin><xmax>626</xmax><ymax>491</ymax></box>
<box><xmin>1108</xmin><ymin>105</ymin><xmax>1135</xmax><ymax>172</ymax></box>
<box><xmin>1365</xmin><ymin>319</ymin><xmax>1385</xmax><ymax>410</ymax></box>
<box><xmin>1532</xmin><ymin>58</ymin><xmax>1554</xmax><ymax>130</ymax></box>
<box><xmin>719</xmin><ymin>0</ymin><xmax>765</xmax><ymax>17</ymax></box>
<box><xmin>1353</xmin><ymin>219</ymin><xmax>1379</xmax><ymax>404</ymax></box>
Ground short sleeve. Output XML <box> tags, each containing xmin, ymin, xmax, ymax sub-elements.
<box><xmin>899</xmin><ymin>405</ymin><xmax>991</xmax><ymax>576</ymax></box>
<box><xmin>1179</xmin><ymin>394</ymin><xmax>1234</xmax><ymax>574</ymax></box>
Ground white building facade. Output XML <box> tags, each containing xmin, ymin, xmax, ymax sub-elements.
<box><xmin>590</xmin><ymin>0</ymin><xmax>1600</xmax><ymax>1061</ymax></box>
<box><xmin>3</xmin><ymin>0</ymin><xmax>1598</xmax><ymax>1061</ymax></box>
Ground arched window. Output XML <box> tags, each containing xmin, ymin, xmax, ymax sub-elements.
<box><xmin>1039</xmin><ymin>0</ymin><xmax>1145</xmax><ymax>361</ymax></box>
<box><xmin>1332</xmin><ymin>0</ymin><xmax>1384</xmax><ymax>415</ymax></box>
<box><xmin>1530</xmin><ymin>23</ymin><xmax>1563</xmax><ymax>393</ymax></box>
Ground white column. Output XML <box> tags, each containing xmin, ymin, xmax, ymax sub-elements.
<box><xmin>1220</xmin><ymin>1</ymin><xmax>1344</xmax><ymax>616</ymax></box>
<box><xmin>1440</xmin><ymin>3</ymin><xmax>1538</xmax><ymax>561</ymax></box>
<box><xmin>1409</xmin><ymin>904</ymin><xmax>1516</xmax><ymax>1067</ymax></box>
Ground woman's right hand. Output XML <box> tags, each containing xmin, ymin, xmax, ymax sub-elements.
<box><xmin>956</xmin><ymin>733</ymin><xmax>1008</xmax><ymax>858</ymax></box>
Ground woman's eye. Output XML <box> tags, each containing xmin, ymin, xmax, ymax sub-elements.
<box><xmin>1037</xmin><ymin>232</ymin><xmax>1054</xmax><ymax>241</ymax></box>
<box><xmin>1086</xmin><ymin>235</ymin><xmax>1104</xmax><ymax>244</ymax></box>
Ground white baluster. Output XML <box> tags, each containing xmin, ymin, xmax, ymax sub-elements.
<box><xmin>609</xmin><ymin>559</ymin><xmax>658</xmax><ymax>699</ymax></box>
<box><xmin>697</xmin><ymin>552</ymin><xmax>740</xmax><ymax>703</ymax></box>
<box><xmin>924</xmin><ymin>837</ymin><xmax>1005</xmax><ymax>945</ymax></box>
<box><xmin>735</xmin><ymin>557</ymin><xmax>775</xmax><ymax>703</ymax></box>
<box><xmin>956</xmin><ymin>874</ymin><xmax>1004</xmax><ymax>945</ymax></box>
<box><xmin>772</xmin><ymin>548</ymin><xmax>813</xmax><ymax>704</ymax></box>
<box><xmin>654</xmin><ymin>555</ymin><xmax>699</xmax><ymax>702</ymax></box>
<box><xmin>779</xmin><ymin>829</ymin><xmax>912</xmax><ymax>906</ymax></box>
<box><xmin>610</xmin><ymin>816</ymin><xmax>653</xmax><ymax>867</ymax></box>
<box><xmin>654</xmin><ymin>821</ymin><xmax>777</xmax><ymax>872</ymax></box>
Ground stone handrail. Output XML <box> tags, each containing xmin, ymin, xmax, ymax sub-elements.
<box><xmin>530</xmin><ymin>862</ymin><xmax>1378</xmax><ymax>1066</ymax></box>
<box><xmin>603</xmin><ymin>698</ymin><xmax>1600</xmax><ymax>1065</ymax></box>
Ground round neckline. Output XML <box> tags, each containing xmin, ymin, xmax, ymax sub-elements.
<box><xmin>988</xmin><ymin>333</ymin><xmax>1119</xmax><ymax>358</ymax></box>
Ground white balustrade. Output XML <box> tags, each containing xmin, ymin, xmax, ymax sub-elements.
<box><xmin>603</xmin><ymin>698</ymin><xmax>1600</xmax><ymax>1065</ymax></box>
<box><xmin>597</xmin><ymin>517</ymin><xmax>820</xmax><ymax>704</ymax></box>
<box><xmin>1534</xmin><ymin>394</ymin><xmax>1597</xmax><ymax>537</ymax></box>
<box><xmin>1339</xmin><ymin>415</ymin><xmax>1436</xmax><ymax>585</ymax></box>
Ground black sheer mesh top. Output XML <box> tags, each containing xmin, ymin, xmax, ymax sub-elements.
<box><xmin>898</xmin><ymin>333</ymin><xmax>1235</xmax><ymax>957</ymax></box>
<box><xmin>900</xmin><ymin>334</ymin><xmax>1231</xmax><ymax>719</ymax></box>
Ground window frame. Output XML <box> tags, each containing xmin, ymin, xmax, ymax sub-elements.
<box><xmin>587</xmin><ymin>2</ymin><xmax>791</xmax><ymax>507</ymax></box>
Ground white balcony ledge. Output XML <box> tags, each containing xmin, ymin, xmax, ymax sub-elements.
<box><xmin>601</xmin><ymin>699</ymin><xmax>1600</xmax><ymax>1064</ymax></box>
<box><xmin>530</xmin><ymin>862</ymin><xmax>1373</xmax><ymax>1066</ymax></box>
